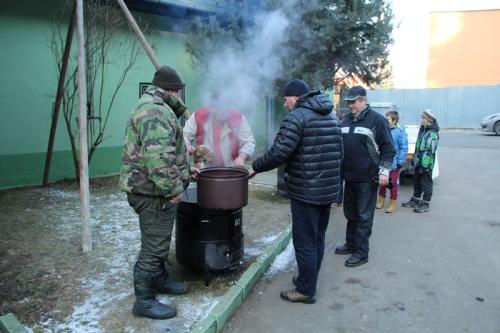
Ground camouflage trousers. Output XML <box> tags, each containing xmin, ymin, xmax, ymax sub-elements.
<box><xmin>127</xmin><ymin>193</ymin><xmax>177</xmax><ymax>272</ymax></box>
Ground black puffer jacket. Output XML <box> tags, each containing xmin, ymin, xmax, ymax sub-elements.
<box><xmin>252</xmin><ymin>91</ymin><xmax>343</xmax><ymax>205</ymax></box>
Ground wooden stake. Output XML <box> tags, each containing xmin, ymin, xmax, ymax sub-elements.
<box><xmin>43</xmin><ymin>1</ymin><xmax>76</xmax><ymax>186</ymax></box>
<box><xmin>76</xmin><ymin>0</ymin><xmax>92</xmax><ymax>253</ymax></box>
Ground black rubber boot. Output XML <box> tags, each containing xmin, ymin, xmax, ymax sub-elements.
<box><xmin>413</xmin><ymin>201</ymin><xmax>430</xmax><ymax>213</ymax></box>
<box><xmin>402</xmin><ymin>197</ymin><xmax>420</xmax><ymax>208</ymax></box>
<box><xmin>151</xmin><ymin>262</ymin><xmax>189</xmax><ymax>295</ymax></box>
<box><xmin>132</xmin><ymin>264</ymin><xmax>177</xmax><ymax>319</ymax></box>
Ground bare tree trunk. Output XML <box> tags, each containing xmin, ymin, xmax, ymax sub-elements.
<box><xmin>62</xmin><ymin>95</ymin><xmax>80</xmax><ymax>180</ymax></box>
<box><xmin>88</xmin><ymin>39</ymin><xmax>139</xmax><ymax>163</ymax></box>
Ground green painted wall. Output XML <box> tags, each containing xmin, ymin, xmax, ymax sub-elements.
<box><xmin>0</xmin><ymin>1</ymin><xmax>205</xmax><ymax>189</ymax></box>
<box><xmin>0</xmin><ymin>1</ymin><xmax>271</xmax><ymax>189</ymax></box>
<box><xmin>0</xmin><ymin>147</ymin><xmax>123</xmax><ymax>189</ymax></box>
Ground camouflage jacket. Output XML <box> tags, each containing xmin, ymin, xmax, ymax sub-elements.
<box><xmin>119</xmin><ymin>86</ymin><xmax>190</xmax><ymax>198</ymax></box>
<box><xmin>413</xmin><ymin>121</ymin><xmax>440</xmax><ymax>170</ymax></box>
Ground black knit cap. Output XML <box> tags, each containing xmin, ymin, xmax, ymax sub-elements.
<box><xmin>282</xmin><ymin>79</ymin><xmax>310</xmax><ymax>97</ymax></box>
<box><xmin>152</xmin><ymin>66</ymin><xmax>184</xmax><ymax>90</ymax></box>
<box><xmin>343</xmin><ymin>85</ymin><xmax>366</xmax><ymax>101</ymax></box>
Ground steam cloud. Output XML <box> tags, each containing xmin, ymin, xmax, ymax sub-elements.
<box><xmin>196</xmin><ymin>4</ymin><xmax>298</xmax><ymax>119</ymax></box>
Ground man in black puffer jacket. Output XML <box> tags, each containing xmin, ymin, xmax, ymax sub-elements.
<box><xmin>249</xmin><ymin>79</ymin><xmax>342</xmax><ymax>304</ymax></box>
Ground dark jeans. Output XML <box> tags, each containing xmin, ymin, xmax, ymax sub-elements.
<box><xmin>127</xmin><ymin>193</ymin><xmax>177</xmax><ymax>272</ymax></box>
<box><xmin>290</xmin><ymin>198</ymin><xmax>331</xmax><ymax>297</ymax></box>
<box><xmin>413</xmin><ymin>167</ymin><xmax>433</xmax><ymax>202</ymax></box>
<box><xmin>343</xmin><ymin>181</ymin><xmax>378</xmax><ymax>258</ymax></box>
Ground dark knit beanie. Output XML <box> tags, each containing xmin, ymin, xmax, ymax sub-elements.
<box><xmin>282</xmin><ymin>79</ymin><xmax>310</xmax><ymax>97</ymax></box>
<box><xmin>152</xmin><ymin>66</ymin><xmax>184</xmax><ymax>90</ymax></box>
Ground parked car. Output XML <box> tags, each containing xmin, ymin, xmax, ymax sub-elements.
<box><xmin>370</xmin><ymin>102</ymin><xmax>398</xmax><ymax>115</ymax></box>
<box><xmin>370</xmin><ymin>102</ymin><xmax>439</xmax><ymax>181</ymax></box>
<box><xmin>481</xmin><ymin>113</ymin><xmax>500</xmax><ymax>135</ymax></box>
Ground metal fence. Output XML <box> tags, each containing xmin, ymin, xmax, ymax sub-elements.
<box><xmin>367</xmin><ymin>84</ymin><xmax>500</xmax><ymax>128</ymax></box>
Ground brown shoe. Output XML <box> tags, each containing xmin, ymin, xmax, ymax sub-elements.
<box><xmin>376</xmin><ymin>196</ymin><xmax>385</xmax><ymax>209</ymax></box>
<box><xmin>280</xmin><ymin>288</ymin><xmax>315</xmax><ymax>304</ymax></box>
<box><xmin>385</xmin><ymin>199</ymin><xmax>397</xmax><ymax>213</ymax></box>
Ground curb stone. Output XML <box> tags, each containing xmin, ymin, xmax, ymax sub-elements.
<box><xmin>189</xmin><ymin>224</ymin><xmax>292</xmax><ymax>333</ymax></box>
<box><xmin>0</xmin><ymin>313</ymin><xmax>28</xmax><ymax>333</ymax></box>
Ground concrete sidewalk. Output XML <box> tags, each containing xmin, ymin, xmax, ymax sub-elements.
<box><xmin>223</xmin><ymin>132</ymin><xmax>500</xmax><ymax>333</ymax></box>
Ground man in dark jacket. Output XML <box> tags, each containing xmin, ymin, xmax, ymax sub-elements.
<box><xmin>334</xmin><ymin>86</ymin><xmax>395</xmax><ymax>267</ymax></box>
<box><xmin>249</xmin><ymin>79</ymin><xmax>342</xmax><ymax>304</ymax></box>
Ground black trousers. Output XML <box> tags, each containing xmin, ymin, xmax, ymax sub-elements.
<box><xmin>290</xmin><ymin>198</ymin><xmax>331</xmax><ymax>297</ymax></box>
<box><xmin>335</xmin><ymin>176</ymin><xmax>344</xmax><ymax>204</ymax></box>
<box><xmin>413</xmin><ymin>167</ymin><xmax>433</xmax><ymax>202</ymax></box>
<box><xmin>343</xmin><ymin>181</ymin><xmax>378</xmax><ymax>258</ymax></box>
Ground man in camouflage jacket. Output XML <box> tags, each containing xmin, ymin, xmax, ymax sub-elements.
<box><xmin>119</xmin><ymin>66</ymin><xmax>192</xmax><ymax>320</ymax></box>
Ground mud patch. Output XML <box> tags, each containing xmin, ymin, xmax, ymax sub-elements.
<box><xmin>393</xmin><ymin>302</ymin><xmax>406</xmax><ymax>311</ymax></box>
<box><xmin>376</xmin><ymin>307</ymin><xmax>392</xmax><ymax>313</ymax></box>
<box><xmin>345</xmin><ymin>278</ymin><xmax>362</xmax><ymax>285</ymax></box>
<box><xmin>329</xmin><ymin>303</ymin><xmax>345</xmax><ymax>311</ymax></box>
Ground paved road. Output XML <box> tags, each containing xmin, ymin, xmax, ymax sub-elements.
<box><xmin>223</xmin><ymin>132</ymin><xmax>500</xmax><ymax>333</ymax></box>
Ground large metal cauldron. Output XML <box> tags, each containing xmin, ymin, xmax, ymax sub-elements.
<box><xmin>175</xmin><ymin>187</ymin><xmax>243</xmax><ymax>285</ymax></box>
<box><xmin>197</xmin><ymin>167</ymin><xmax>249</xmax><ymax>210</ymax></box>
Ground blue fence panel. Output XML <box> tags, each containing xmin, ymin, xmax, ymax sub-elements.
<box><xmin>367</xmin><ymin>84</ymin><xmax>500</xmax><ymax>128</ymax></box>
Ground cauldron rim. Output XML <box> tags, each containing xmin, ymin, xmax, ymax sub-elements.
<box><xmin>198</xmin><ymin>167</ymin><xmax>249</xmax><ymax>179</ymax></box>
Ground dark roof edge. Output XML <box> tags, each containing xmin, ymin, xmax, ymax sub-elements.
<box><xmin>124</xmin><ymin>0</ymin><xmax>215</xmax><ymax>19</ymax></box>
